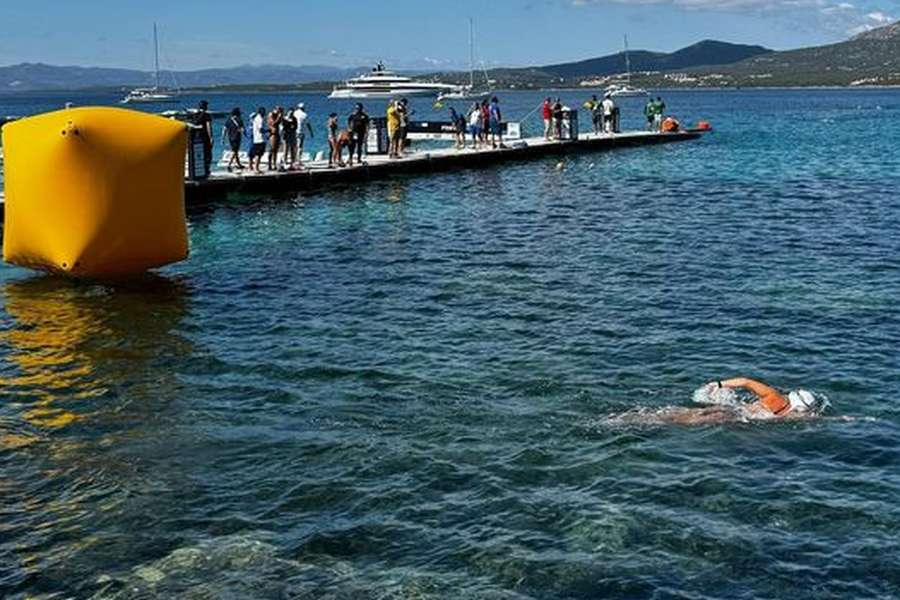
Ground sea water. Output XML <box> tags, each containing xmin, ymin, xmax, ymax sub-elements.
<box><xmin>1</xmin><ymin>89</ymin><xmax>899</xmax><ymax>598</ymax></box>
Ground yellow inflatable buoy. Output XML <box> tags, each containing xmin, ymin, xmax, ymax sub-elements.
<box><xmin>2</xmin><ymin>106</ymin><xmax>189</xmax><ymax>277</ymax></box>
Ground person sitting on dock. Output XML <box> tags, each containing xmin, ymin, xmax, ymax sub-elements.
<box><xmin>249</xmin><ymin>107</ymin><xmax>267</xmax><ymax>173</ymax></box>
<box><xmin>347</xmin><ymin>103</ymin><xmax>370</xmax><ymax>167</ymax></box>
<box><xmin>222</xmin><ymin>107</ymin><xmax>245</xmax><ymax>171</ymax></box>
<box><xmin>489</xmin><ymin>97</ymin><xmax>505</xmax><ymax>149</ymax></box>
<box><xmin>267</xmin><ymin>106</ymin><xmax>283</xmax><ymax>171</ymax></box>
<box><xmin>387</xmin><ymin>100</ymin><xmax>401</xmax><ymax>158</ymax></box>
<box><xmin>292</xmin><ymin>103</ymin><xmax>313</xmax><ymax>168</ymax></box>
<box><xmin>542</xmin><ymin>97</ymin><xmax>553</xmax><ymax>139</ymax></box>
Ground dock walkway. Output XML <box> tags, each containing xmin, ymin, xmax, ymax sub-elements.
<box><xmin>185</xmin><ymin>130</ymin><xmax>701</xmax><ymax>203</ymax></box>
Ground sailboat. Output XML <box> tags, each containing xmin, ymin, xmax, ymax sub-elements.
<box><xmin>605</xmin><ymin>35</ymin><xmax>648</xmax><ymax>98</ymax></box>
<box><xmin>122</xmin><ymin>24</ymin><xmax>178</xmax><ymax>104</ymax></box>
<box><xmin>437</xmin><ymin>18</ymin><xmax>493</xmax><ymax>101</ymax></box>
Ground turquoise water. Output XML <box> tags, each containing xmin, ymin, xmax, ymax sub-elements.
<box><xmin>1</xmin><ymin>89</ymin><xmax>899</xmax><ymax>598</ymax></box>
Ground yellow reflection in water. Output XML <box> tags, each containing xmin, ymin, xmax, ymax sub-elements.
<box><xmin>0</xmin><ymin>275</ymin><xmax>190</xmax><ymax>431</ymax></box>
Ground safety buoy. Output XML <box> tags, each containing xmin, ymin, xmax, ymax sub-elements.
<box><xmin>2</xmin><ymin>107</ymin><xmax>189</xmax><ymax>277</ymax></box>
<box><xmin>661</xmin><ymin>117</ymin><xmax>680</xmax><ymax>133</ymax></box>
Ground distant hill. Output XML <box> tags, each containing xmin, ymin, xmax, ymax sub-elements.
<box><xmin>0</xmin><ymin>63</ymin><xmax>365</xmax><ymax>93</ymax></box>
<box><xmin>538</xmin><ymin>40</ymin><xmax>772</xmax><ymax>78</ymax></box>
<box><xmin>651</xmin><ymin>21</ymin><xmax>900</xmax><ymax>87</ymax></box>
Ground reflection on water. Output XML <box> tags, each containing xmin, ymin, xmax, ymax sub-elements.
<box><xmin>0</xmin><ymin>274</ymin><xmax>193</xmax><ymax>596</ymax></box>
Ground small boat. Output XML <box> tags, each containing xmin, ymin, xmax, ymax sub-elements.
<box><xmin>605</xmin><ymin>35</ymin><xmax>647</xmax><ymax>98</ymax></box>
<box><xmin>328</xmin><ymin>63</ymin><xmax>457</xmax><ymax>99</ymax></box>
<box><xmin>122</xmin><ymin>24</ymin><xmax>179</xmax><ymax>104</ymax></box>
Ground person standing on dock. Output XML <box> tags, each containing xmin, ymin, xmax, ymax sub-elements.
<box><xmin>347</xmin><ymin>103</ymin><xmax>370</xmax><ymax>166</ymax></box>
<box><xmin>552</xmin><ymin>98</ymin><xmax>564</xmax><ymax>140</ymax></box>
<box><xmin>222</xmin><ymin>107</ymin><xmax>245</xmax><ymax>171</ymax></box>
<box><xmin>489</xmin><ymin>97</ymin><xmax>504</xmax><ymax>149</ymax></box>
<box><xmin>398</xmin><ymin>98</ymin><xmax>410</xmax><ymax>154</ymax></box>
<box><xmin>192</xmin><ymin>100</ymin><xmax>214</xmax><ymax>176</ymax></box>
<box><xmin>479</xmin><ymin>100</ymin><xmax>490</xmax><ymax>147</ymax></box>
<box><xmin>281</xmin><ymin>108</ymin><xmax>299</xmax><ymax>169</ymax></box>
<box><xmin>292</xmin><ymin>103</ymin><xmax>313</xmax><ymax>169</ymax></box>
<box><xmin>249</xmin><ymin>107</ymin><xmax>267</xmax><ymax>173</ymax></box>
<box><xmin>602</xmin><ymin>94</ymin><xmax>616</xmax><ymax>134</ymax></box>
<box><xmin>327</xmin><ymin>112</ymin><xmax>341</xmax><ymax>167</ymax></box>
<box><xmin>448</xmin><ymin>107</ymin><xmax>465</xmax><ymax>149</ymax></box>
<box><xmin>387</xmin><ymin>100</ymin><xmax>401</xmax><ymax>158</ymax></box>
<box><xmin>589</xmin><ymin>95</ymin><xmax>602</xmax><ymax>134</ymax></box>
<box><xmin>542</xmin><ymin>97</ymin><xmax>553</xmax><ymax>139</ymax></box>
<box><xmin>644</xmin><ymin>97</ymin><xmax>655</xmax><ymax>131</ymax></box>
<box><xmin>468</xmin><ymin>102</ymin><xmax>482</xmax><ymax>149</ymax></box>
<box><xmin>267</xmin><ymin>107</ymin><xmax>283</xmax><ymax>171</ymax></box>
<box><xmin>654</xmin><ymin>96</ymin><xmax>666</xmax><ymax>131</ymax></box>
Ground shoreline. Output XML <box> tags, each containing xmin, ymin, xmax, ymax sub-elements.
<box><xmin>4</xmin><ymin>84</ymin><xmax>900</xmax><ymax>98</ymax></box>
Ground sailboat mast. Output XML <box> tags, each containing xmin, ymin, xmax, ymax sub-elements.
<box><xmin>624</xmin><ymin>34</ymin><xmax>631</xmax><ymax>85</ymax></box>
<box><xmin>153</xmin><ymin>23</ymin><xmax>161</xmax><ymax>90</ymax></box>
<box><xmin>468</xmin><ymin>18</ymin><xmax>475</xmax><ymax>89</ymax></box>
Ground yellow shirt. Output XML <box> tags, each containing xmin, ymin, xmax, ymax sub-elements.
<box><xmin>386</xmin><ymin>104</ymin><xmax>400</xmax><ymax>132</ymax></box>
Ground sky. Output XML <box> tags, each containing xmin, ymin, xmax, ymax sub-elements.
<box><xmin>1</xmin><ymin>0</ymin><xmax>897</xmax><ymax>71</ymax></box>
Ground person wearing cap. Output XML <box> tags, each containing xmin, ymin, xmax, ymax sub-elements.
<box><xmin>705</xmin><ymin>377</ymin><xmax>817</xmax><ymax>418</ymax></box>
<box><xmin>292</xmin><ymin>102</ymin><xmax>313</xmax><ymax>167</ymax></box>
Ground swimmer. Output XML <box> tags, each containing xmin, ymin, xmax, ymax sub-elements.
<box><xmin>604</xmin><ymin>377</ymin><xmax>821</xmax><ymax>426</ymax></box>
<box><xmin>706</xmin><ymin>377</ymin><xmax>817</xmax><ymax>418</ymax></box>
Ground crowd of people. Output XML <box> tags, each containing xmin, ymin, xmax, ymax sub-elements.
<box><xmin>214</xmin><ymin>102</ymin><xmax>314</xmax><ymax>173</ymax></box>
<box><xmin>187</xmin><ymin>91</ymin><xmax>670</xmax><ymax>175</ymax></box>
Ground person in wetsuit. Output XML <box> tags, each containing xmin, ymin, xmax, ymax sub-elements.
<box><xmin>347</xmin><ymin>103</ymin><xmax>370</xmax><ymax>166</ymax></box>
<box><xmin>192</xmin><ymin>100</ymin><xmax>213</xmax><ymax>176</ymax></box>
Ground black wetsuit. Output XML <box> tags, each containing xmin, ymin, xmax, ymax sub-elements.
<box><xmin>192</xmin><ymin>109</ymin><xmax>213</xmax><ymax>175</ymax></box>
<box><xmin>348</xmin><ymin>111</ymin><xmax>370</xmax><ymax>161</ymax></box>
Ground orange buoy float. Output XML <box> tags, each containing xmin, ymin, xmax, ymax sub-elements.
<box><xmin>661</xmin><ymin>117</ymin><xmax>680</xmax><ymax>133</ymax></box>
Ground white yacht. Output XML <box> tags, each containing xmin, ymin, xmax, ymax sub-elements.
<box><xmin>328</xmin><ymin>63</ymin><xmax>457</xmax><ymax>99</ymax></box>
<box><xmin>122</xmin><ymin>24</ymin><xmax>179</xmax><ymax>104</ymax></box>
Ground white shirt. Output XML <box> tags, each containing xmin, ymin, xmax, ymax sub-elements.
<box><xmin>293</xmin><ymin>108</ymin><xmax>308</xmax><ymax>131</ymax></box>
<box><xmin>602</xmin><ymin>98</ymin><xmax>615</xmax><ymax>116</ymax></box>
<box><xmin>251</xmin><ymin>113</ymin><xmax>265</xmax><ymax>144</ymax></box>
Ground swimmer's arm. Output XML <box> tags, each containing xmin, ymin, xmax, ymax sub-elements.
<box><xmin>719</xmin><ymin>378</ymin><xmax>786</xmax><ymax>404</ymax></box>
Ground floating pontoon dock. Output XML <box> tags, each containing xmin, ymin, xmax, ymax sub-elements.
<box><xmin>185</xmin><ymin>130</ymin><xmax>703</xmax><ymax>204</ymax></box>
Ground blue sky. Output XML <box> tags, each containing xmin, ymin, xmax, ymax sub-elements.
<box><xmin>1</xmin><ymin>0</ymin><xmax>896</xmax><ymax>70</ymax></box>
